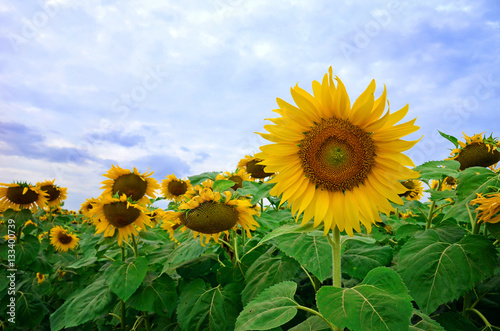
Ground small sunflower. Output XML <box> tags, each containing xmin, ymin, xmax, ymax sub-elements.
<box><xmin>101</xmin><ymin>165</ymin><xmax>160</xmax><ymax>204</ymax></box>
<box><xmin>167</xmin><ymin>180</ymin><xmax>259</xmax><ymax>245</ymax></box>
<box><xmin>80</xmin><ymin>197</ymin><xmax>99</xmax><ymax>220</ymax></box>
<box><xmin>399</xmin><ymin>180</ymin><xmax>424</xmax><ymax>201</ymax></box>
<box><xmin>36</xmin><ymin>273</ymin><xmax>45</xmax><ymax>285</ymax></box>
<box><xmin>470</xmin><ymin>192</ymin><xmax>500</xmax><ymax>224</ymax></box>
<box><xmin>0</xmin><ymin>182</ymin><xmax>48</xmax><ymax>211</ymax></box>
<box><xmin>50</xmin><ymin>225</ymin><xmax>79</xmax><ymax>252</ymax></box>
<box><xmin>256</xmin><ymin>67</ymin><xmax>420</xmax><ymax>235</ymax></box>
<box><xmin>147</xmin><ymin>208</ymin><xmax>166</xmax><ymax>225</ymax></box>
<box><xmin>161</xmin><ymin>174</ymin><xmax>193</xmax><ymax>202</ymax></box>
<box><xmin>216</xmin><ymin>169</ymin><xmax>252</xmax><ymax>190</ymax></box>
<box><xmin>90</xmin><ymin>194</ymin><xmax>152</xmax><ymax>246</ymax></box>
<box><xmin>37</xmin><ymin>180</ymin><xmax>68</xmax><ymax>208</ymax></box>
<box><xmin>237</xmin><ymin>155</ymin><xmax>274</xmax><ymax>180</ymax></box>
<box><xmin>430</xmin><ymin>176</ymin><xmax>457</xmax><ymax>191</ymax></box>
<box><xmin>447</xmin><ymin>133</ymin><xmax>500</xmax><ymax>170</ymax></box>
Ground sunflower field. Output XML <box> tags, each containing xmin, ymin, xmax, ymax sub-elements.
<box><xmin>1</xmin><ymin>69</ymin><xmax>500</xmax><ymax>331</ymax></box>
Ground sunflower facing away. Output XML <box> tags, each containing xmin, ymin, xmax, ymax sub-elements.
<box><xmin>216</xmin><ymin>169</ymin><xmax>252</xmax><ymax>190</ymax></box>
<box><xmin>256</xmin><ymin>67</ymin><xmax>420</xmax><ymax>235</ymax></box>
<box><xmin>37</xmin><ymin>179</ymin><xmax>68</xmax><ymax>208</ymax></box>
<box><xmin>161</xmin><ymin>174</ymin><xmax>193</xmax><ymax>202</ymax></box>
<box><xmin>470</xmin><ymin>192</ymin><xmax>500</xmax><ymax>224</ymax></box>
<box><xmin>164</xmin><ymin>180</ymin><xmax>259</xmax><ymax>245</ymax></box>
<box><xmin>399</xmin><ymin>180</ymin><xmax>424</xmax><ymax>201</ymax></box>
<box><xmin>50</xmin><ymin>225</ymin><xmax>79</xmax><ymax>252</ymax></box>
<box><xmin>447</xmin><ymin>133</ymin><xmax>500</xmax><ymax>170</ymax></box>
<box><xmin>237</xmin><ymin>155</ymin><xmax>274</xmax><ymax>180</ymax></box>
<box><xmin>101</xmin><ymin>165</ymin><xmax>160</xmax><ymax>204</ymax></box>
<box><xmin>90</xmin><ymin>194</ymin><xmax>152</xmax><ymax>246</ymax></box>
<box><xmin>0</xmin><ymin>182</ymin><xmax>48</xmax><ymax>211</ymax></box>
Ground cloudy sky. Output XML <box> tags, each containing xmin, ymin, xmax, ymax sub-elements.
<box><xmin>1</xmin><ymin>0</ymin><xmax>500</xmax><ymax>210</ymax></box>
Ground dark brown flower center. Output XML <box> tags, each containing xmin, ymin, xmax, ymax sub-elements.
<box><xmin>57</xmin><ymin>231</ymin><xmax>73</xmax><ymax>244</ymax></box>
<box><xmin>181</xmin><ymin>201</ymin><xmax>239</xmax><ymax>234</ymax></box>
<box><xmin>103</xmin><ymin>201</ymin><xmax>140</xmax><ymax>228</ymax></box>
<box><xmin>299</xmin><ymin>117</ymin><xmax>375</xmax><ymax>192</ymax></box>
<box><xmin>112</xmin><ymin>174</ymin><xmax>147</xmax><ymax>201</ymax></box>
<box><xmin>246</xmin><ymin>159</ymin><xmax>273</xmax><ymax>179</ymax></box>
<box><xmin>228</xmin><ymin>176</ymin><xmax>243</xmax><ymax>190</ymax></box>
<box><xmin>7</xmin><ymin>186</ymin><xmax>39</xmax><ymax>205</ymax></box>
<box><xmin>41</xmin><ymin>185</ymin><xmax>61</xmax><ymax>201</ymax></box>
<box><xmin>455</xmin><ymin>143</ymin><xmax>500</xmax><ymax>170</ymax></box>
<box><xmin>444</xmin><ymin>176</ymin><xmax>456</xmax><ymax>186</ymax></box>
<box><xmin>168</xmin><ymin>180</ymin><xmax>188</xmax><ymax>196</ymax></box>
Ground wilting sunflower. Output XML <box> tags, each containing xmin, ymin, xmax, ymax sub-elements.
<box><xmin>90</xmin><ymin>194</ymin><xmax>152</xmax><ymax>246</ymax></box>
<box><xmin>470</xmin><ymin>192</ymin><xmax>500</xmax><ymax>224</ymax></box>
<box><xmin>447</xmin><ymin>133</ymin><xmax>500</xmax><ymax>170</ymax></box>
<box><xmin>257</xmin><ymin>67</ymin><xmax>420</xmax><ymax>235</ymax></box>
<box><xmin>36</xmin><ymin>273</ymin><xmax>45</xmax><ymax>285</ymax></box>
<box><xmin>399</xmin><ymin>180</ymin><xmax>424</xmax><ymax>201</ymax></box>
<box><xmin>237</xmin><ymin>155</ymin><xmax>274</xmax><ymax>180</ymax></box>
<box><xmin>161</xmin><ymin>174</ymin><xmax>193</xmax><ymax>202</ymax></box>
<box><xmin>430</xmin><ymin>176</ymin><xmax>457</xmax><ymax>191</ymax></box>
<box><xmin>167</xmin><ymin>180</ymin><xmax>259</xmax><ymax>245</ymax></box>
<box><xmin>101</xmin><ymin>165</ymin><xmax>160</xmax><ymax>204</ymax></box>
<box><xmin>216</xmin><ymin>169</ymin><xmax>252</xmax><ymax>190</ymax></box>
<box><xmin>50</xmin><ymin>225</ymin><xmax>79</xmax><ymax>252</ymax></box>
<box><xmin>0</xmin><ymin>182</ymin><xmax>48</xmax><ymax>211</ymax></box>
<box><xmin>37</xmin><ymin>180</ymin><xmax>68</xmax><ymax>208</ymax></box>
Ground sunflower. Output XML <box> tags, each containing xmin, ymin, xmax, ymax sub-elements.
<box><xmin>80</xmin><ymin>197</ymin><xmax>99</xmax><ymax>220</ymax></box>
<box><xmin>161</xmin><ymin>174</ymin><xmax>193</xmax><ymax>202</ymax></box>
<box><xmin>147</xmin><ymin>208</ymin><xmax>166</xmax><ymax>225</ymax></box>
<box><xmin>237</xmin><ymin>155</ymin><xmax>274</xmax><ymax>180</ymax></box>
<box><xmin>470</xmin><ymin>192</ymin><xmax>500</xmax><ymax>224</ymax></box>
<box><xmin>447</xmin><ymin>133</ymin><xmax>500</xmax><ymax>170</ymax></box>
<box><xmin>166</xmin><ymin>180</ymin><xmax>259</xmax><ymax>245</ymax></box>
<box><xmin>36</xmin><ymin>273</ymin><xmax>45</xmax><ymax>285</ymax></box>
<box><xmin>399</xmin><ymin>180</ymin><xmax>424</xmax><ymax>201</ymax></box>
<box><xmin>90</xmin><ymin>194</ymin><xmax>152</xmax><ymax>246</ymax></box>
<box><xmin>37</xmin><ymin>180</ymin><xmax>68</xmax><ymax>208</ymax></box>
<box><xmin>256</xmin><ymin>67</ymin><xmax>420</xmax><ymax>236</ymax></box>
<box><xmin>101</xmin><ymin>165</ymin><xmax>160</xmax><ymax>204</ymax></box>
<box><xmin>0</xmin><ymin>182</ymin><xmax>48</xmax><ymax>211</ymax></box>
<box><xmin>50</xmin><ymin>225</ymin><xmax>79</xmax><ymax>252</ymax></box>
<box><xmin>430</xmin><ymin>176</ymin><xmax>457</xmax><ymax>191</ymax></box>
<box><xmin>216</xmin><ymin>169</ymin><xmax>252</xmax><ymax>190</ymax></box>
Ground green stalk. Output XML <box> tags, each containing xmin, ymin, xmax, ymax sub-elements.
<box><xmin>326</xmin><ymin>227</ymin><xmax>342</xmax><ymax>288</ymax></box>
<box><xmin>121</xmin><ymin>245</ymin><xmax>126</xmax><ymax>330</ymax></box>
<box><xmin>131</xmin><ymin>235</ymin><xmax>139</xmax><ymax>258</ymax></box>
<box><xmin>465</xmin><ymin>308</ymin><xmax>495</xmax><ymax>329</ymax></box>
<box><xmin>296</xmin><ymin>305</ymin><xmax>337</xmax><ymax>331</ymax></box>
<box><xmin>426</xmin><ymin>179</ymin><xmax>443</xmax><ymax>230</ymax></box>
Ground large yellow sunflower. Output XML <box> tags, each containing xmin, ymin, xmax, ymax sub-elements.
<box><xmin>216</xmin><ymin>169</ymin><xmax>252</xmax><ymax>190</ymax></box>
<box><xmin>161</xmin><ymin>174</ymin><xmax>193</xmax><ymax>202</ymax></box>
<box><xmin>237</xmin><ymin>155</ymin><xmax>274</xmax><ymax>180</ymax></box>
<box><xmin>399</xmin><ymin>180</ymin><xmax>424</xmax><ymax>201</ymax></box>
<box><xmin>256</xmin><ymin>67</ymin><xmax>420</xmax><ymax>235</ymax></box>
<box><xmin>470</xmin><ymin>192</ymin><xmax>500</xmax><ymax>224</ymax></box>
<box><xmin>37</xmin><ymin>180</ymin><xmax>68</xmax><ymax>208</ymax></box>
<box><xmin>50</xmin><ymin>225</ymin><xmax>79</xmax><ymax>252</ymax></box>
<box><xmin>165</xmin><ymin>180</ymin><xmax>259</xmax><ymax>245</ymax></box>
<box><xmin>90</xmin><ymin>194</ymin><xmax>152</xmax><ymax>246</ymax></box>
<box><xmin>0</xmin><ymin>182</ymin><xmax>48</xmax><ymax>211</ymax></box>
<box><xmin>447</xmin><ymin>133</ymin><xmax>500</xmax><ymax>170</ymax></box>
<box><xmin>101</xmin><ymin>165</ymin><xmax>160</xmax><ymax>204</ymax></box>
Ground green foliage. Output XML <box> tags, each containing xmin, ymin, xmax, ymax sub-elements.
<box><xmin>341</xmin><ymin>240</ymin><xmax>393</xmax><ymax>280</ymax></box>
<box><xmin>414</xmin><ymin>160</ymin><xmax>460</xmax><ymax>181</ymax></box>
<box><xmin>104</xmin><ymin>256</ymin><xmax>149</xmax><ymax>301</ymax></box>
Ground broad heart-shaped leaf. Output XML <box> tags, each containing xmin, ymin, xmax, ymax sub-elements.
<box><xmin>444</xmin><ymin>167</ymin><xmax>499</xmax><ymax>221</ymax></box>
<box><xmin>2</xmin><ymin>208</ymin><xmax>32</xmax><ymax>229</ymax></box>
<box><xmin>16</xmin><ymin>292</ymin><xmax>46</xmax><ymax>328</ymax></box>
<box><xmin>235</xmin><ymin>281</ymin><xmax>298</xmax><ymax>331</ymax></box>
<box><xmin>341</xmin><ymin>240</ymin><xmax>393</xmax><ymax>280</ymax></box>
<box><xmin>241</xmin><ymin>249</ymin><xmax>300</xmax><ymax>305</ymax></box>
<box><xmin>188</xmin><ymin>171</ymin><xmax>220</xmax><ymax>186</ymax></box>
<box><xmin>397</xmin><ymin>230</ymin><xmax>497</xmax><ymax>314</ymax></box>
<box><xmin>104</xmin><ymin>256</ymin><xmax>148</xmax><ymax>301</ymax></box>
<box><xmin>162</xmin><ymin>235</ymin><xmax>207</xmax><ymax>274</ymax></box>
<box><xmin>486</xmin><ymin>222</ymin><xmax>500</xmax><ymax>240</ymax></box>
<box><xmin>317</xmin><ymin>267</ymin><xmax>413</xmax><ymax>331</ymax></box>
<box><xmin>409</xmin><ymin>310</ymin><xmax>445</xmax><ymax>331</ymax></box>
<box><xmin>274</xmin><ymin>231</ymin><xmax>332</xmax><ymax>282</ymax></box>
<box><xmin>414</xmin><ymin>160</ymin><xmax>460</xmax><ymax>181</ymax></box>
<box><xmin>177</xmin><ymin>279</ymin><xmax>241</xmax><ymax>331</ymax></box>
<box><xmin>127</xmin><ymin>273</ymin><xmax>178</xmax><ymax>318</ymax></box>
<box><xmin>64</xmin><ymin>277</ymin><xmax>115</xmax><ymax>328</ymax></box>
<box><xmin>251</xmin><ymin>182</ymin><xmax>275</xmax><ymax>205</ymax></box>
<box><xmin>288</xmin><ymin>316</ymin><xmax>331</xmax><ymax>331</ymax></box>
<box><xmin>16</xmin><ymin>234</ymin><xmax>40</xmax><ymax>268</ymax></box>
<box><xmin>260</xmin><ymin>222</ymin><xmax>316</xmax><ymax>243</ymax></box>
<box><xmin>213</xmin><ymin>179</ymin><xmax>237</xmax><ymax>192</ymax></box>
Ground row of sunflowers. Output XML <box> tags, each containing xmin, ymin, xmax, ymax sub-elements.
<box><xmin>1</xmin><ymin>68</ymin><xmax>500</xmax><ymax>331</ymax></box>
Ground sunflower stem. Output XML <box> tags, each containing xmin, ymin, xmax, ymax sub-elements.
<box><xmin>121</xmin><ymin>300</ymin><xmax>126</xmax><ymax>331</ymax></box>
<box><xmin>426</xmin><ymin>200</ymin><xmax>436</xmax><ymax>230</ymax></box>
<box><xmin>300</xmin><ymin>265</ymin><xmax>318</xmax><ymax>292</ymax></box>
<box><xmin>296</xmin><ymin>305</ymin><xmax>337</xmax><ymax>331</ymax></box>
<box><xmin>465</xmin><ymin>308</ymin><xmax>494</xmax><ymax>329</ymax></box>
<box><xmin>232</xmin><ymin>230</ymin><xmax>240</xmax><ymax>264</ymax></box>
<box><xmin>327</xmin><ymin>227</ymin><xmax>342</xmax><ymax>288</ymax></box>
<box><xmin>131</xmin><ymin>235</ymin><xmax>139</xmax><ymax>258</ymax></box>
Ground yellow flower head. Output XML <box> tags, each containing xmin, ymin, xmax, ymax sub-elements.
<box><xmin>256</xmin><ymin>67</ymin><xmax>420</xmax><ymax>236</ymax></box>
<box><xmin>399</xmin><ymin>180</ymin><xmax>424</xmax><ymax>201</ymax></box>
<box><xmin>0</xmin><ymin>182</ymin><xmax>48</xmax><ymax>211</ymax></box>
<box><xmin>50</xmin><ymin>225</ymin><xmax>79</xmax><ymax>252</ymax></box>
<box><xmin>447</xmin><ymin>132</ymin><xmax>500</xmax><ymax>170</ymax></box>
<box><xmin>216</xmin><ymin>169</ymin><xmax>252</xmax><ymax>190</ymax></box>
<box><xmin>470</xmin><ymin>192</ymin><xmax>500</xmax><ymax>224</ymax></box>
<box><xmin>161</xmin><ymin>174</ymin><xmax>193</xmax><ymax>202</ymax></box>
<box><xmin>80</xmin><ymin>197</ymin><xmax>99</xmax><ymax>221</ymax></box>
<box><xmin>36</xmin><ymin>273</ymin><xmax>45</xmax><ymax>284</ymax></box>
<box><xmin>237</xmin><ymin>155</ymin><xmax>274</xmax><ymax>180</ymax></box>
<box><xmin>36</xmin><ymin>180</ymin><xmax>68</xmax><ymax>208</ymax></box>
<box><xmin>101</xmin><ymin>165</ymin><xmax>160</xmax><ymax>204</ymax></box>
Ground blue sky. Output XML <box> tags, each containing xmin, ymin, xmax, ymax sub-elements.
<box><xmin>1</xmin><ymin>0</ymin><xmax>500</xmax><ymax>210</ymax></box>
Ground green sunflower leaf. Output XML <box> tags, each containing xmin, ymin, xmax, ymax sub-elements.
<box><xmin>274</xmin><ymin>231</ymin><xmax>332</xmax><ymax>282</ymax></box>
<box><xmin>213</xmin><ymin>179</ymin><xmax>237</xmax><ymax>192</ymax></box>
<box><xmin>235</xmin><ymin>281</ymin><xmax>298</xmax><ymax>331</ymax></box>
<box><xmin>16</xmin><ymin>292</ymin><xmax>46</xmax><ymax>329</ymax></box>
<box><xmin>241</xmin><ymin>249</ymin><xmax>300</xmax><ymax>305</ymax></box>
<box><xmin>250</xmin><ymin>182</ymin><xmax>275</xmax><ymax>204</ymax></box>
<box><xmin>414</xmin><ymin>160</ymin><xmax>460</xmax><ymax>182</ymax></box>
<box><xmin>397</xmin><ymin>230</ymin><xmax>496</xmax><ymax>314</ymax></box>
<box><xmin>443</xmin><ymin>167</ymin><xmax>499</xmax><ymax>221</ymax></box>
<box><xmin>434</xmin><ymin>311</ymin><xmax>480</xmax><ymax>331</ymax></box>
<box><xmin>127</xmin><ymin>273</ymin><xmax>177</xmax><ymax>318</ymax></box>
<box><xmin>485</xmin><ymin>222</ymin><xmax>500</xmax><ymax>240</ymax></box>
<box><xmin>260</xmin><ymin>222</ymin><xmax>316</xmax><ymax>243</ymax></box>
<box><xmin>341</xmin><ymin>240</ymin><xmax>393</xmax><ymax>280</ymax></box>
<box><xmin>177</xmin><ymin>279</ymin><xmax>241</xmax><ymax>331</ymax></box>
<box><xmin>438</xmin><ymin>130</ymin><xmax>459</xmax><ymax>149</ymax></box>
<box><xmin>316</xmin><ymin>267</ymin><xmax>413</xmax><ymax>331</ymax></box>
<box><xmin>2</xmin><ymin>208</ymin><xmax>33</xmax><ymax>229</ymax></box>
<box><xmin>429</xmin><ymin>189</ymin><xmax>456</xmax><ymax>201</ymax></box>
<box><xmin>162</xmin><ymin>235</ymin><xmax>207</xmax><ymax>274</ymax></box>
<box><xmin>16</xmin><ymin>234</ymin><xmax>40</xmax><ymax>268</ymax></box>
<box><xmin>288</xmin><ymin>316</ymin><xmax>331</xmax><ymax>331</ymax></box>
<box><xmin>410</xmin><ymin>310</ymin><xmax>445</xmax><ymax>331</ymax></box>
<box><xmin>104</xmin><ymin>256</ymin><xmax>148</xmax><ymax>301</ymax></box>
<box><xmin>188</xmin><ymin>171</ymin><xmax>220</xmax><ymax>186</ymax></box>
